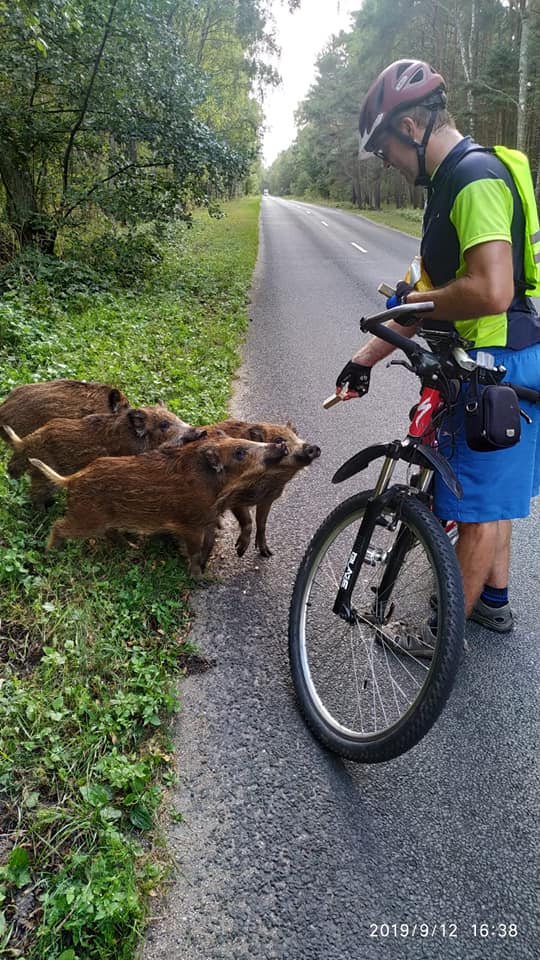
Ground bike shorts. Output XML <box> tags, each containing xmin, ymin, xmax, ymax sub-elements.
<box><xmin>433</xmin><ymin>342</ymin><xmax>540</xmax><ymax>523</ymax></box>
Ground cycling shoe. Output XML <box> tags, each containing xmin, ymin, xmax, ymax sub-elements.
<box><xmin>469</xmin><ymin>598</ymin><xmax>514</xmax><ymax>634</ymax></box>
<box><xmin>376</xmin><ymin>620</ymin><xmax>436</xmax><ymax>660</ymax></box>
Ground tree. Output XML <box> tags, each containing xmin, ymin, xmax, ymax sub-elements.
<box><xmin>0</xmin><ymin>0</ymin><xmax>276</xmax><ymax>251</ymax></box>
<box><xmin>267</xmin><ymin>0</ymin><xmax>540</xmax><ymax>207</ymax></box>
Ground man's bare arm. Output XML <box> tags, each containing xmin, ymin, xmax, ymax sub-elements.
<box><xmin>351</xmin><ymin>240</ymin><xmax>513</xmax><ymax>367</ymax></box>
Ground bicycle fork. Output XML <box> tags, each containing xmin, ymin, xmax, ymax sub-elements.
<box><xmin>332</xmin><ymin>441</ymin><xmax>433</xmax><ymax>624</ymax></box>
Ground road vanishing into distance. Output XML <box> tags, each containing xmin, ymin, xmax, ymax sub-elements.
<box><xmin>143</xmin><ymin>197</ymin><xmax>539</xmax><ymax>960</ymax></box>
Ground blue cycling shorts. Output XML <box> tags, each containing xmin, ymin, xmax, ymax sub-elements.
<box><xmin>433</xmin><ymin>343</ymin><xmax>540</xmax><ymax>522</ymax></box>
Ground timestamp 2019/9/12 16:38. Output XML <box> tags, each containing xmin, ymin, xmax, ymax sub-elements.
<box><xmin>368</xmin><ymin>922</ymin><xmax>519</xmax><ymax>939</ymax></box>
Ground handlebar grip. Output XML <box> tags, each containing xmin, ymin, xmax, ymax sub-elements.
<box><xmin>323</xmin><ymin>393</ymin><xmax>343</xmax><ymax>409</ymax></box>
<box><xmin>506</xmin><ymin>382</ymin><xmax>540</xmax><ymax>403</ymax></box>
<box><xmin>360</xmin><ymin>301</ymin><xmax>435</xmax><ymax>332</ymax></box>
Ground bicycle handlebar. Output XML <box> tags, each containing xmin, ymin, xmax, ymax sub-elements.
<box><xmin>360</xmin><ymin>301</ymin><xmax>435</xmax><ymax>331</ymax></box>
<box><xmin>325</xmin><ymin>301</ymin><xmax>540</xmax><ymax>411</ymax></box>
<box><xmin>507</xmin><ymin>382</ymin><xmax>540</xmax><ymax>403</ymax></box>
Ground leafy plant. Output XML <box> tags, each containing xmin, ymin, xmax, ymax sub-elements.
<box><xmin>0</xmin><ymin>197</ymin><xmax>260</xmax><ymax>959</ymax></box>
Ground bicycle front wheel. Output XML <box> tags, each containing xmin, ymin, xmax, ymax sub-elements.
<box><xmin>289</xmin><ymin>490</ymin><xmax>464</xmax><ymax>763</ymax></box>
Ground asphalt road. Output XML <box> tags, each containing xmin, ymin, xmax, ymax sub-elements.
<box><xmin>143</xmin><ymin>198</ymin><xmax>539</xmax><ymax>960</ymax></box>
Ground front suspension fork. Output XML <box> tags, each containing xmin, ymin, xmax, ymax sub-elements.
<box><xmin>332</xmin><ymin>443</ymin><xmax>433</xmax><ymax>623</ymax></box>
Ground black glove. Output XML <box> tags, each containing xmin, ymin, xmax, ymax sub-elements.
<box><xmin>385</xmin><ymin>280</ymin><xmax>415</xmax><ymax>309</ymax></box>
<box><xmin>335</xmin><ymin>360</ymin><xmax>371</xmax><ymax>398</ymax></box>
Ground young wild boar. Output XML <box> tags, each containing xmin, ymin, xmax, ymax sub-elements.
<box><xmin>29</xmin><ymin>436</ymin><xmax>288</xmax><ymax>577</ymax></box>
<box><xmin>0</xmin><ymin>379</ymin><xmax>130</xmax><ymax>440</ymax></box>
<box><xmin>197</xmin><ymin>419</ymin><xmax>321</xmax><ymax>557</ymax></box>
<box><xmin>4</xmin><ymin>405</ymin><xmax>190</xmax><ymax>506</ymax></box>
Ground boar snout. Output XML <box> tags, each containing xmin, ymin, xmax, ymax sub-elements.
<box><xmin>300</xmin><ymin>443</ymin><xmax>321</xmax><ymax>463</ymax></box>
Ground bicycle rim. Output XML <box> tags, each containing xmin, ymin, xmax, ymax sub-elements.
<box><xmin>289</xmin><ymin>491</ymin><xmax>464</xmax><ymax>762</ymax></box>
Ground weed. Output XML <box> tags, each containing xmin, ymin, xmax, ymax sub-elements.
<box><xmin>0</xmin><ymin>197</ymin><xmax>260</xmax><ymax>958</ymax></box>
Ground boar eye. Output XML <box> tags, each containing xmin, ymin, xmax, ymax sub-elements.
<box><xmin>233</xmin><ymin>447</ymin><xmax>248</xmax><ymax>460</ymax></box>
<box><xmin>272</xmin><ymin>436</ymin><xmax>285</xmax><ymax>444</ymax></box>
<box><xmin>158</xmin><ymin>420</ymin><xmax>172</xmax><ymax>430</ymax></box>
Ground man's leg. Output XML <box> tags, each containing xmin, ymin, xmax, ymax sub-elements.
<box><xmin>484</xmin><ymin>519</ymin><xmax>512</xmax><ymax>588</ymax></box>
<box><xmin>455</xmin><ymin>520</ymin><xmax>500</xmax><ymax>617</ymax></box>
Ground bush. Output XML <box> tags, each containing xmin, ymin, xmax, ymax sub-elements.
<box><xmin>0</xmin><ymin>249</ymin><xmax>103</xmax><ymax>300</ymax></box>
<box><xmin>83</xmin><ymin>231</ymin><xmax>164</xmax><ymax>287</ymax></box>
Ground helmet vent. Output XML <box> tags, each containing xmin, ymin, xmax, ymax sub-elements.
<box><xmin>410</xmin><ymin>69</ymin><xmax>425</xmax><ymax>84</ymax></box>
<box><xmin>396</xmin><ymin>62</ymin><xmax>411</xmax><ymax>80</ymax></box>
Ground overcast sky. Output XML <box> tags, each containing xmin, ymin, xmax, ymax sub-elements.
<box><xmin>262</xmin><ymin>0</ymin><xmax>361</xmax><ymax>167</ymax></box>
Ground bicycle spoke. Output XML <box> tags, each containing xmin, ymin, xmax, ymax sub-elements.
<box><xmin>294</xmin><ymin>502</ymin><xmax>447</xmax><ymax>738</ymax></box>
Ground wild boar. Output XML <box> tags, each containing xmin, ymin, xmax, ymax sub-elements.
<box><xmin>0</xmin><ymin>379</ymin><xmax>130</xmax><ymax>440</ymax></box>
<box><xmin>4</xmin><ymin>405</ymin><xmax>190</xmax><ymax>506</ymax></box>
<box><xmin>197</xmin><ymin>419</ymin><xmax>321</xmax><ymax>556</ymax></box>
<box><xmin>29</xmin><ymin>436</ymin><xmax>288</xmax><ymax>577</ymax></box>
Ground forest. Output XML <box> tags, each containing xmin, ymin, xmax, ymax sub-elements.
<box><xmin>0</xmin><ymin>0</ymin><xmax>302</xmax><ymax>259</ymax></box>
<box><xmin>266</xmin><ymin>0</ymin><xmax>540</xmax><ymax>209</ymax></box>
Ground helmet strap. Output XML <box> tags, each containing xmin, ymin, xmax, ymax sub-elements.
<box><xmin>414</xmin><ymin>110</ymin><xmax>437</xmax><ymax>188</ymax></box>
<box><xmin>388</xmin><ymin>109</ymin><xmax>438</xmax><ymax>188</ymax></box>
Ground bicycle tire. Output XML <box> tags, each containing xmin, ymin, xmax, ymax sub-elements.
<box><xmin>288</xmin><ymin>490</ymin><xmax>464</xmax><ymax>763</ymax></box>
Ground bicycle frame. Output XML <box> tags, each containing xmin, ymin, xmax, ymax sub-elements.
<box><xmin>331</xmin><ymin>303</ymin><xmax>460</xmax><ymax>624</ymax></box>
<box><xmin>331</xmin><ymin>383</ymin><xmax>444</xmax><ymax>623</ymax></box>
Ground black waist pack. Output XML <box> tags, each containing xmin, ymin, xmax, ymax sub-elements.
<box><xmin>464</xmin><ymin>378</ymin><xmax>521</xmax><ymax>452</ymax></box>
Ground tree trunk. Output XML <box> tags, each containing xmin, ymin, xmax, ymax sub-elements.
<box><xmin>516</xmin><ymin>0</ymin><xmax>530</xmax><ymax>151</ymax></box>
<box><xmin>456</xmin><ymin>0</ymin><xmax>477</xmax><ymax>136</ymax></box>
<box><xmin>0</xmin><ymin>143</ymin><xmax>56</xmax><ymax>252</ymax></box>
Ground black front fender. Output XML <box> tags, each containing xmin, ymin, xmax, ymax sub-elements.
<box><xmin>332</xmin><ymin>442</ymin><xmax>463</xmax><ymax>500</ymax></box>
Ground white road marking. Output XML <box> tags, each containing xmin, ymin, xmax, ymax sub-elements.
<box><xmin>321</xmin><ymin>220</ymin><xmax>329</xmax><ymax>227</ymax></box>
<box><xmin>351</xmin><ymin>241</ymin><xmax>367</xmax><ymax>253</ymax></box>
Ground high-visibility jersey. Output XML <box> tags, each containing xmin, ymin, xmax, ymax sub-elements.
<box><xmin>421</xmin><ymin>136</ymin><xmax>540</xmax><ymax>350</ymax></box>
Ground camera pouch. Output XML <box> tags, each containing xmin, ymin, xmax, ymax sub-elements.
<box><xmin>464</xmin><ymin>378</ymin><xmax>521</xmax><ymax>452</ymax></box>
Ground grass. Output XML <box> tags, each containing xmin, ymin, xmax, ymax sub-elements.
<box><xmin>289</xmin><ymin>196</ymin><xmax>423</xmax><ymax>238</ymax></box>
<box><xmin>0</xmin><ymin>196</ymin><xmax>261</xmax><ymax>959</ymax></box>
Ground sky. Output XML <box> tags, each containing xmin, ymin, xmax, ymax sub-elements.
<box><xmin>262</xmin><ymin>0</ymin><xmax>361</xmax><ymax>167</ymax></box>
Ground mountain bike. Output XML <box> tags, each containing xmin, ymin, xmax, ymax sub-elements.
<box><xmin>288</xmin><ymin>301</ymin><xmax>540</xmax><ymax>763</ymax></box>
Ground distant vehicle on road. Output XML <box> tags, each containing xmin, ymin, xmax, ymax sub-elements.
<box><xmin>263</xmin><ymin>188</ymin><xmax>269</xmax><ymax>196</ymax></box>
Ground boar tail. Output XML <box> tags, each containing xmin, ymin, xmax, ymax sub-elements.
<box><xmin>2</xmin><ymin>425</ymin><xmax>22</xmax><ymax>448</ymax></box>
<box><xmin>28</xmin><ymin>458</ymin><xmax>68</xmax><ymax>487</ymax></box>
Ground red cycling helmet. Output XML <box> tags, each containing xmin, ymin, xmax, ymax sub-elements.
<box><xmin>358</xmin><ymin>59</ymin><xmax>447</xmax><ymax>157</ymax></box>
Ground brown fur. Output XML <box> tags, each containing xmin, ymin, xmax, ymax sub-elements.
<box><xmin>29</xmin><ymin>437</ymin><xmax>288</xmax><ymax>577</ymax></box>
<box><xmin>196</xmin><ymin>419</ymin><xmax>321</xmax><ymax>556</ymax></box>
<box><xmin>6</xmin><ymin>405</ymin><xmax>190</xmax><ymax>505</ymax></box>
<box><xmin>0</xmin><ymin>379</ymin><xmax>130</xmax><ymax>440</ymax></box>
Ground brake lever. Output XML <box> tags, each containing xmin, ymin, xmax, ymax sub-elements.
<box><xmin>387</xmin><ymin>358</ymin><xmax>414</xmax><ymax>373</ymax></box>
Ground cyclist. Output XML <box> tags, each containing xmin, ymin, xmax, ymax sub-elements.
<box><xmin>336</xmin><ymin>59</ymin><xmax>540</xmax><ymax>652</ymax></box>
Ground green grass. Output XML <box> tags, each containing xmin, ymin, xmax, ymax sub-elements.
<box><xmin>0</xmin><ymin>196</ymin><xmax>260</xmax><ymax>959</ymax></box>
<box><xmin>289</xmin><ymin>196</ymin><xmax>423</xmax><ymax>238</ymax></box>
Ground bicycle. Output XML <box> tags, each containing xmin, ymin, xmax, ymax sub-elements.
<box><xmin>288</xmin><ymin>301</ymin><xmax>540</xmax><ymax>763</ymax></box>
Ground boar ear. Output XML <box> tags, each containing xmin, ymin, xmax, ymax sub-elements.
<box><xmin>248</xmin><ymin>426</ymin><xmax>264</xmax><ymax>441</ymax></box>
<box><xmin>109</xmin><ymin>388</ymin><xmax>123</xmax><ymax>414</ymax></box>
<box><xmin>203</xmin><ymin>445</ymin><xmax>224</xmax><ymax>472</ymax></box>
<box><xmin>128</xmin><ymin>408</ymin><xmax>148</xmax><ymax>438</ymax></box>
<box><xmin>286</xmin><ymin>419</ymin><xmax>298</xmax><ymax>434</ymax></box>
<box><xmin>181</xmin><ymin>427</ymin><xmax>207</xmax><ymax>445</ymax></box>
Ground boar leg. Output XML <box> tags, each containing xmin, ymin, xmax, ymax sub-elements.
<box><xmin>255</xmin><ymin>497</ymin><xmax>279</xmax><ymax>557</ymax></box>
<box><xmin>29</xmin><ymin>472</ymin><xmax>56</xmax><ymax>508</ymax></box>
<box><xmin>180</xmin><ymin>529</ymin><xmax>205</xmax><ymax>580</ymax></box>
<box><xmin>201</xmin><ymin>524</ymin><xmax>217</xmax><ymax>569</ymax></box>
<box><xmin>7</xmin><ymin>453</ymin><xmax>27</xmax><ymax>479</ymax></box>
<box><xmin>232</xmin><ymin>506</ymin><xmax>253</xmax><ymax>557</ymax></box>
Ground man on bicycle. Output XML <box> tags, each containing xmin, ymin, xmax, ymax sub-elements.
<box><xmin>336</xmin><ymin>59</ymin><xmax>540</xmax><ymax>648</ymax></box>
